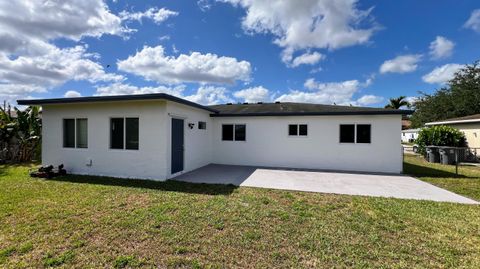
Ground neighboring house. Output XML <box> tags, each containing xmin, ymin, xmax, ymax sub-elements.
<box><xmin>18</xmin><ymin>94</ymin><xmax>411</xmax><ymax>179</ymax></box>
<box><xmin>426</xmin><ymin>114</ymin><xmax>480</xmax><ymax>148</ymax></box>
<box><xmin>401</xmin><ymin>128</ymin><xmax>420</xmax><ymax>143</ymax></box>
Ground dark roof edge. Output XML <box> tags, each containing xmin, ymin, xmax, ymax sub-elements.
<box><xmin>17</xmin><ymin>93</ymin><xmax>219</xmax><ymax>113</ymax></box>
<box><xmin>210</xmin><ymin>110</ymin><xmax>413</xmax><ymax>117</ymax></box>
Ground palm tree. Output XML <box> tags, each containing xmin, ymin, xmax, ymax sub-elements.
<box><xmin>385</xmin><ymin>96</ymin><xmax>410</xmax><ymax>109</ymax></box>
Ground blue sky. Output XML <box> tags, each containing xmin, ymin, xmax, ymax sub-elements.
<box><xmin>1</xmin><ymin>0</ymin><xmax>480</xmax><ymax>107</ymax></box>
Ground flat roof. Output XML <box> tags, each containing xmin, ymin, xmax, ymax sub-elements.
<box><xmin>17</xmin><ymin>93</ymin><xmax>218</xmax><ymax>113</ymax></box>
<box><xmin>209</xmin><ymin>102</ymin><xmax>412</xmax><ymax>117</ymax></box>
<box><xmin>17</xmin><ymin>94</ymin><xmax>413</xmax><ymax>116</ymax></box>
<box><xmin>425</xmin><ymin>114</ymin><xmax>480</xmax><ymax>125</ymax></box>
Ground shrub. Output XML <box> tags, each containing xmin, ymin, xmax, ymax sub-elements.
<box><xmin>415</xmin><ymin>125</ymin><xmax>466</xmax><ymax>155</ymax></box>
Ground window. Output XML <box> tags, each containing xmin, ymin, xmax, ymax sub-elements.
<box><xmin>76</xmin><ymin>119</ymin><xmax>88</xmax><ymax>148</ymax></box>
<box><xmin>222</xmin><ymin>124</ymin><xmax>246</xmax><ymax>141</ymax></box>
<box><xmin>126</xmin><ymin>118</ymin><xmax>139</xmax><ymax>150</ymax></box>
<box><xmin>299</xmin><ymin>124</ymin><xmax>308</xmax><ymax>136</ymax></box>
<box><xmin>356</xmin><ymin>124</ymin><xmax>371</xmax><ymax>143</ymax></box>
<box><xmin>288</xmin><ymin>124</ymin><xmax>308</xmax><ymax>136</ymax></box>
<box><xmin>340</xmin><ymin>124</ymin><xmax>371</xmax><ymax>144</ymax></box>
<box><xmin>110</xmin><ymin>118</ymin><xmax>124</xmax><ymax>149</ymax></box>
<box><xmin>63</xmin><ymin>119</ymin><xmax>75</xmax><ymax>148</ymax></box>
<box><xmin>288</xmin><ymin>124</ymin><xmax>298</xmax><ymax>136</ymax></box>
<box><xmin>198</xmin><ymin>121</ymin><xmax>206</xmax><ymax>130</ymax></box>
<box><xmin>222</xmin><ymin>124</ymin><xmax>234</xmax><ymax>141</ymax></box>
<box><xmin>63</xmin><ymin>118</ymin><xmax>88</xmax><ymax>148</ymax></box>
<box><xmin>111</xmin><ymin>117</ymin><xmax>139</xmax><ymax>150</ymax></box>
<box><xmin>339</xmin><ymin>124</ymin><xmax>355</xmax><ymax>143</ymax></box>
<box><xmin>235</xmin><ymin>124</ymin><xmax>246</xmax><ymax>141</ymax></box>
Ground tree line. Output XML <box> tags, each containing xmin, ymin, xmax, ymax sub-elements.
<box><xmin>384</xmin><ymin>61</ymin><xmax>480</xmax><ymax>128</ymax></box>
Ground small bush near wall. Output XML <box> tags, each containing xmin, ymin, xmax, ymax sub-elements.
<box><xmin>415</xmin><ymin>125</ymin><xmax>466</xmax><ymax>155</ymax></box>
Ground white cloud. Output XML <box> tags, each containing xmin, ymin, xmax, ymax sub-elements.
<box><xmin>277</xmin><ymin>78</ymin><xmax>377</xmax><ymax>105</ymax></box>
<box><xmin>356</xmin><ymin>95</ymin><xmax>384</xmax><ymax>106</ymax></box>
<box><xmin>405</xmin><ymin>96</ymin><xmax>419</xmax><ymax>105</ymax></box>
<box><xmin>380</xmin><ymin>54</ymin><xmax>422</xmax><ymax>74</ymax></box>
<box><xmin>95</xmin><ymin>83</ymin><xmax>231</xmax><ymax>105</ymax></box>
<box><xmin>0</xmin><ymin>0</ymin><xmax>130</xmax><ymax>55</ymax></box>
<box><xmin>95</xmin><ymin>83</ymin><xmax>185</xmax><ymax>96</ymax></box>
<box><xmin>464</xmin><ymin>9</ymin><xmax>480</xmax><ymax>33</ymax></box>
<box><xmin>0</xmin><ymin>45</ymin><xmax>123</xmax><ymax>87</ymax></box>
<box><xmin>220</xmin><ymin>0</ymin><xmax>378</xmax><ymax>65</ymax></box>
<box><xmin>120</xmin><ymin>7</ymin><xmax>178</xmax><ymax>24</ymax></box>
<box><xmin>198</xmin><ymin>0</ymin><xmax>213</xmax><ymax>12</ymax></box>
<box><xmin>233</xmin><ymin>86</ymin><xmax>270</xmax><ymax>103</ymax></box>
<box><xmin>422</xmin><ymin>64</ymin><xmax>463</xmax><ymax>84</ymax></box>
<box><xmin>290</xmin><ymin>52</ymin><xmax>325</xmax><ymax>67</ymax></box>
<box><xmin>64</xmin><ymin>90</ymin><xmax>82</xmax><ymax>98</ymax></box>
<box><xmin>117</xmin><ymin>45</ymin><xmax>251</xmax><ymax>84</ymax></box>
<box><xmin>0</xmin><ymin>45</ymin><xmax>123</xmax><ymax>103</ymax></box>
<box><xmin>0</xmin><ymin>84</ymin><xmax>45</xmax><ymax>105</ymax></box>
<box><xmin>0</xmin><ymin>0</ymin><xmax>131</xmax><ymax>103</ymax></box>
<box><xmin>184</xmin><ymin>86</ymin><xmax>234</xmax><ymax>105</ymax></box>
<box><xmin>429</xmin><ymin>36</ymin><xmax>454</xmax><ymax>60</ymax></box>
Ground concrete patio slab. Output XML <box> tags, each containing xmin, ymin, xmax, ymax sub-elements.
<box><xmin>173</xmin><ymin>164</ymin><xmax>478</xmax><ymax>204</ymax></box>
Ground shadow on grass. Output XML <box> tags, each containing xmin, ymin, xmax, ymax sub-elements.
<box><xmin>403</xmin><ymin>161</ymin><xmax>467</xmax><ymax>178</ymax></box>
<box><xmin>47</xmin><ymin>174</ymin><xmax>238</xmax><ymax>196</ymax></box>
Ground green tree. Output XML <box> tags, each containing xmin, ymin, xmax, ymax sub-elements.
<box><xmin>411</xmin><ymin>61</ymin><xmax>480</xmax><ymax>127</ymax></box>
<box><xmin>384</xmin><ymin>96</ymin><xmax>410</xmax><ymax>109</ymax></box>
<box><xmin>0</xmin><ymin>104</ymin><xmax>41</xmax><ymax>162</ymax></box>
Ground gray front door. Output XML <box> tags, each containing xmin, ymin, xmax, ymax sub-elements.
<box><xmin>171</xmin><ymin>118</ymin><xmax>184</xmax><ymax>174</ymax></box>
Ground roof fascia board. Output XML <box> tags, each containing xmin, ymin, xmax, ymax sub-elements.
<box><xmin>425</xmin><ymin>119</ymin><xmax>480</xmax><ymax>125</ymax></box>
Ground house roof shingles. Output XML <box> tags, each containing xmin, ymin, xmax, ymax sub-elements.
<box><xmin>209</xmin><ymin>102</ymin><xmax>411</xmax><ymax>117</ymax></box>
<box><xmin>17</xmin><ymin>93</ymin><xmax>412</xmax><ymax>117</ymax></box>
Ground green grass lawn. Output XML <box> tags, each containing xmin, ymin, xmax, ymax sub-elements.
<box><xmin>404</xmin><ymin>155</ymin><xmax>480</xmax><ymax>201</ymax></box>
<box><xmin>0</xmin><ymin>161</ymin><xmax>479</xmax><ymax>268</ymax></box>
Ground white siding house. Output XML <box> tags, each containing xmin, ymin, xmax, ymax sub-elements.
<box><xmin>401</xmin><ymin>128</ymin><xmax>420</xmax><ymax>143</ymax></box>
<box><xmin>18</xmin><ymin>94</ymin><xmax>410</xmax><ymax>179</ymax></box>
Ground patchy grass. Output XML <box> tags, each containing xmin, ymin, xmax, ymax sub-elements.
<box><xmin>404</xmin><ymin>155</ymin><xmax>480</xmax><ymax>200</ymax></box>
<box><xmin>0</xmin><ymin>164</ymin><xmax>479</xmax><ymax>268</ymax></box>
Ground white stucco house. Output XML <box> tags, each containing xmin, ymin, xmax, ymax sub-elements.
<box><xmin>401</xmin><ymin>128</ymin><xmax>420</xmax><ymax>143</ymax></box>
<box><xmin>18</xmin><ymin>93</ymin><xmax>411</xmax><ymax>180</ymax></box>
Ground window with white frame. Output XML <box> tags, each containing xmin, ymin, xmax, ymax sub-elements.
<box><xmin>222</xmin><ymin>124</ymin><xmax>246</xmax><ymax>141</ymax></box>
<box><xmin>63</xmin><ymin>118</ymin><xmax>88</xmax><ymax>148</ymax></box>
<box><xmin>288</xmin><ymin>124</ymin><xmax>307</xmax><ymax>136</ymax></box>
<box><xmin>339</xmin><ymin>124</ymin><xmax>371</xmax><ymax>144</ymax></box>
<box><xmin>110</xmin><ymin>117</ymin><xmax>139</xmax><ymax>150</ymax></box>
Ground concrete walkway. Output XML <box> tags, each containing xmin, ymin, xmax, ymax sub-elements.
<box><xmin>173</xmin><ymin>164</ymin><xmax>478</xmax><ymax>204</ymax></box>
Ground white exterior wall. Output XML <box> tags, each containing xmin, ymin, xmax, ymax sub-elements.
<box><xmin>211</xmin><ymin>115</ymin><xmax>403</xmax><ymax>173</ymax></box>
<box><xmin>441</xmin><ymin>123</ymin><xmax>480</xmax><ymax>148</ymax></box>
<box><xmin>41</xmin><ymin>101</ymin><xmax>404</xmax><ymax>179</ymax></box>
<box><xmin>401</xmin><ymin>131</ymin><xmax>419</xmax><ymax>143</ymax></box>
<box><xmin>42</xmin><ymin>101</ymin><xmax>169</xmax><ymax>180</ymax></box>
<box><xmin>164</xmin><ymin>101</ymin><xmax>213</xmax><ymax>179</ymax></box>
<box><xmin>41</xmin><ymin>100</ymin><xmax>213</xmax><ymax>181</ymax></box>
